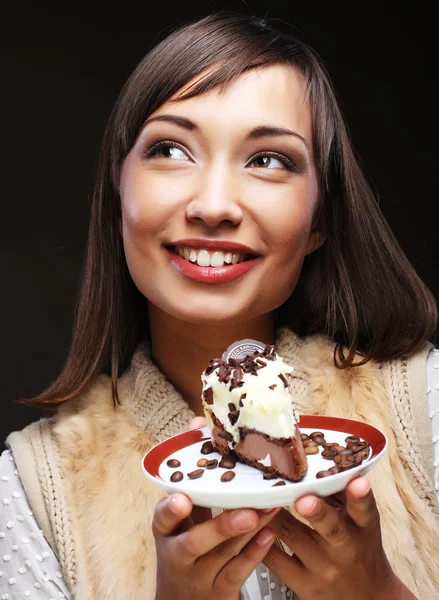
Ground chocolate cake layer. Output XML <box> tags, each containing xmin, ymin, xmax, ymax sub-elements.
<box><xmin>210</xmin><ymin>413</ymin><xmax>307</xmax><ymax>481</ymax></box>
<box><xmin>235</xmin><ymin>426</ymin><xmax>307</xmax><ymax>481</ymax></box>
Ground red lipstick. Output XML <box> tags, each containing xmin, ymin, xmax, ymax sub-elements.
<box><xmin>165</xmin><ymin>246</ymin><xmax>261</xmax><ymax>284</ymax></box>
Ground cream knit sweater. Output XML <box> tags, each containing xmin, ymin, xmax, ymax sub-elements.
<box><xmin>6</xmin><ymin>328</ymin><xmax>439</xmax><ymax>599</ymax></box>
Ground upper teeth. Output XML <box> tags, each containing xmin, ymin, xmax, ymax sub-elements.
<box><xmin>175</xmin><ymin>247</ymin><xmax>244</xmax><ymax>267</ymax></box>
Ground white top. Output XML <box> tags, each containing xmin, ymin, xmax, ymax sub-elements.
<box><xmin>0</xmin><ymin>450</ymin><xmax>71</xmax><ymax>599</ymax></box>
<box><xmin>1</xmin><ymin>348</ymin><xmax>439</xmax><ymax>600</ymax></box>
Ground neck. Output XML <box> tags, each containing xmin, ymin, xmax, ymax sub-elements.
<box><xmin>148</xmin><ymin>304</ymin><xmax>275</xmax><ymax>415</ymax></box>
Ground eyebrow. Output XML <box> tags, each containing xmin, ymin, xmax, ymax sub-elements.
<box><xmin>143</xmin><ymin>114</ymin><xmax>310</xmax><ymax>152</ymax></box>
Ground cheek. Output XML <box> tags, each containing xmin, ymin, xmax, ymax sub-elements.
<box><xmin>256</xmin><ymin>183</ymin><xmax>317</xmax><ymax>257</ymax></box>
<box><xmin>120</xmin><ymin>171</ymin><xmax>183</xmax><ymax>238</ymax></box>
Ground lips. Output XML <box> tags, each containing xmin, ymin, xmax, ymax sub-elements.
<box><xmin>165</xmin><ymin>240</ymin><xmax>261</xmax><ymax>283</ymax></box>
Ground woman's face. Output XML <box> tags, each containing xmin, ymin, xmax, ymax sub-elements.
<box><xmin>120</xmin><ymin>64</ymin><xmax>321</xmax><ymax>325</ymax></box>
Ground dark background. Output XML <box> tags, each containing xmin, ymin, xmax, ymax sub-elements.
<box><xmin>1</xmin><ymin>2</ymin><xmax>437</xmax><ymax>443</ymax></box>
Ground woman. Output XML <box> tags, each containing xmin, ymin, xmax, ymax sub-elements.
<box><xmin>1</xmin><ymin>12</ymin><xmax>438</xmax><ymax>600</ymax></box>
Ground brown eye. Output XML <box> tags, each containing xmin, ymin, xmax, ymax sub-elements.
<box><xmin>249</xmin><ymin>153</ymin><xmax>293</xmax><ymax>170</ymax></box>
<box><xmin>253</xmin><ymin>156</ymin><xmax>281</xmax><ymax>168</ymax></box>
<box><xmin>145</xmin><ymin>141</ymin><xmax>189</xmax><ymax>160</ymax></box>
<box><xmin>156</xmin><ymin>146</ymin><xmax>186</xmax><ymax>159</ymax></box>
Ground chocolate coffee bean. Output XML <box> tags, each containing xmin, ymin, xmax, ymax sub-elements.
<box><xmin>333</xmin><ymin>445</ymin><xmax>347</xmax><ymax>453</ymax></box>
<box><xmin>304</xmin><ymin>441</ymin><xmax>319</xmax><ymax>455</ymax></box>
<box><xmin>354</xmin><ymin>448</ymin><xmax>370</xmax><ymax>461</ymax></box>
<box><xmin>170</xmin><ymin>471</ymin><xmax>183</xmax><ymax>482</ymax></box>
<box><xmin>206</xmin><ymin>459</ymin><xmax>218</xmax><ymax>469</ymax></box>
<box><xmin>322</xmin><ymin>442</ymin><xmax>339</xmax><ymax>449</ymax></box>
<box><xmin>301</xmin><ymin>433</ymin><xmax>311</xmax><ymax>441</ymax></box>
<box><xmin>263</xmin><ymin>471</ymin><xmax>278</xmax><ymax>480</ymax></box>
<box><xmin>187</xmin><ymin>469</ymin><xmax>204</xmax><ymax>479</ymax></box>
<box><xmin>220</xmin><ymin>471</ymin><xmax>235</xmax><ymax>482</ymax></box>
<box><xmin>167</xmin><ymin>459</ymin><xmax>181</xmax><ymax>468</ymax></box>
<box><xmin>316</xmin><ymin>470</ymin><xmax>331</xmax><ymax>478</ymax></box>
<box><xmin>351</xmin><ymin>441</ymin><xmax>368</xmax><ymax>451</ymax></box>
<box><xmin>197</xmin><ymin>458</ymin><xmax>208</xmax><ymax>467</ymax></box>
<box><xmin>334</xmin><ymin>455</ymin><xmax>358</xmax><ymax>470</ymax></box>
<box><xmin>271</xmin><ymin>481</ymin><xmax>286</xmax><ymax>486</ymax></box>
<box><xmin>328</xmin><ymin>466</ymin><xmax>341</xmax><ymax>474</ymax></box>
<box><xmin>338</xmin><ymin>449</ymin><xmax>354</xmax><ymax>456</ymax></box>
<box><xmin>310</xmin><ymin>431</ymin><xmax>325</xmax><ymax>440</ymax></box>
<box><xmin>345</xmin><ymin>436</ymin><xmax>360</xmax><ymax>444</ymax></box>
<box><xmin>321</xmin><ymin>447</ymin><xmax>338</xmax><ymax>459</ymax></box>
<box><xmin>219</xmin><ymin>456</ymin><xmax>236</xmax><ymax>469</ymax></box>
<box><xmin>201</xmin><ymin>441</ymin><xmax>214</xmax><ymax>455</ymax></box>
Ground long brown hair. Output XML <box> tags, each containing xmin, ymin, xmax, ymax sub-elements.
<box><xmin>25</xmin><ymin>12</ymin><xmax>437</xmax><ymax>408</ymax></box>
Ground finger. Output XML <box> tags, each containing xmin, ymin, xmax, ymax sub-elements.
<box><xmin>175</xmin><ymin>507</ymin><xmax>260</xmax><ymax>566</ymax></box>
<box><xmin>201</xmin><ymin>507</ymin><xmax>281</xmax><ymax>570</ymax></box>
<box><xmin>272</xmin><ymin>508</ymin><xmax>323</xmax><ymax>568</ymax></box>
<box><xmin>263</xmin><ymin>543</ymin><xmax>306</xmax><ymax>591</ymax></box>
<box><xmin>152</xmin><ymin>493</ymin><xmax>193</xmax><ymax>537</ymax></box>
<box><xmin>345</xmin><ymin>477</ymin><xmax>379</xmax><ymax>528</ymax></box>
<box><xmin>214</xmin><ymin>526</ymin><xmax>276</xmax><ymax>593</ymax></box>
<box><xmin>190</xmin><ymin>416</ymin><xmax>207</xmax><ymax>430</ymax></box>
<box><xmin>295</xmin><ymin>495</ymin><xmax>351</xmax><ymax>547</ymax></box>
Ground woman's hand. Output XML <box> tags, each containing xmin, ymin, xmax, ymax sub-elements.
<box><xmin>189</xmin><ymin>416</ymin><xmax>207</xmax><ymax>430</ymax></box>
<box><xmin>263</xmin><ymin>477</ymin><xmax>417</xmax><ymax>600</ymax></box>
<box><xmin>153</xmin><ymin>493</ymin><xmax>279</xmax><ymax>600</ymax></box>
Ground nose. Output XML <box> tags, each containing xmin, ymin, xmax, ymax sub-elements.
<box><xmin>185</xmin><ymin>162</ymin><xmax>243</xmax><ymax>228</ymax></box>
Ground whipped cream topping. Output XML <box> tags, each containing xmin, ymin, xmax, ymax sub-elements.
<box><xmin>201</xmin><ymin>345</ymin><xmax>298</xmax><ymax>446</ymax></box>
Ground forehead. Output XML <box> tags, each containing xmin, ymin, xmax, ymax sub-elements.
<box><xmin>148</xmin><ymin>64</ymin><xmax>313</xmax><ymax>141</ymax></box>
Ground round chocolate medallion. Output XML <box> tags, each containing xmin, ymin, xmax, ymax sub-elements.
<box><xmin>222</xmin><ymin>339</ymin><xmax>266</xmax><ymax>361</ymax></box>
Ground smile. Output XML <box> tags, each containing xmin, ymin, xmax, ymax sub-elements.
<box><xmin>165</xmin><ymin>244</ymin><xmax>261</xmax><ymax>284</ymax></box>
<box><xmin>173</xmin><ymin>247</ymin><xmax>248</xmax><ymax>267</ymax></box>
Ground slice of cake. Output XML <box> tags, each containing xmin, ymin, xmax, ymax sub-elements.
<box><xmin>201</xmin><ymin>343</ymin><xmax>308</xmax><ymax>481</ymax></box>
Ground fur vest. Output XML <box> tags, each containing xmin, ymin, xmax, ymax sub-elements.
<box><xmin>7</xmin><ymin>329</ymin><xmax>439</xmax><ymax>599</ymax></box>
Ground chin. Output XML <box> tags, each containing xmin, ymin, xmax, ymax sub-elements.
<box><xmin>155</xmin><ymin>289</ymin><xmax>285</xmax><ymax>327</ymax></box>
<box><xmin>169</xmin><ymin>305</ymin><xmax>257</xmax><ymax>326</ymax></box>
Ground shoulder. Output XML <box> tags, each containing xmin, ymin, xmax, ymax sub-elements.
<box><xmin>380</xmin><ymin>341</ymin><xmax>433</xmax><ymax>392</ymax></box>
<box><xmin>56</xmin><ymin>373</ymin><xmax>114</xmax><ymax>420</ymax></box>
<box><xmin>52</xmin><ymin>374</ymin><xmax>121</xmax><ymax>453</ymax></box>
<box><xmin>4</xmin><ymin>374</ymin><xmax>115</xmax><ymax>490</ymax></box>
<box><xmin>276</xmin><ymin>327</ymin><xmax>336</xmax><ymax>370</ymax></box>
<box><xmin>53</xmin><ymin>373</ymin><xmax>152</xmax><ymax>461</ymax></box>
<box><xmin>3</xmin><ymin>374</ymin><xmax>113</xmax><ymax>450</ymax></box>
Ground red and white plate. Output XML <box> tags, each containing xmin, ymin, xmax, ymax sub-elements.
<box><xmin>142</xmin><ymin>416</ymin><xmax>387</xmax><ymax>509</ymax></box>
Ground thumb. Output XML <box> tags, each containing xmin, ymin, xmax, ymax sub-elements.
<box><xmin>190</xmin><ymin>416</ymin><xmax>207</xmax><ymax>430</ymax></box>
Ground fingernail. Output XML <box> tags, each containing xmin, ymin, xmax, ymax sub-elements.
<box><xmin>298</xmin><ymin>496</ymin><xmax>319</xmax><ymax>516</ymax></box>
<box><xmin>232</xmin><ymin>510</ymin><xmax>255</xmax><ymax>531</ymax></box>
<box><xmin>256</xmin><ymin>528</ymin><xmax>275</xmax><ymax>546</ymax></box>
<box><xmin>260</xmin><ymin>507</ymin><xmax>278</xmax><ymax>514</ymax></box>
<box><xmin>359</xmin><ymin>479</ymin><xmax>371</xmax><ymax>494</ymax></box>
<box><xmin>168</xmin><ymin>495</ymin><xmax>182</xmax><ymax>514</ymax></box>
